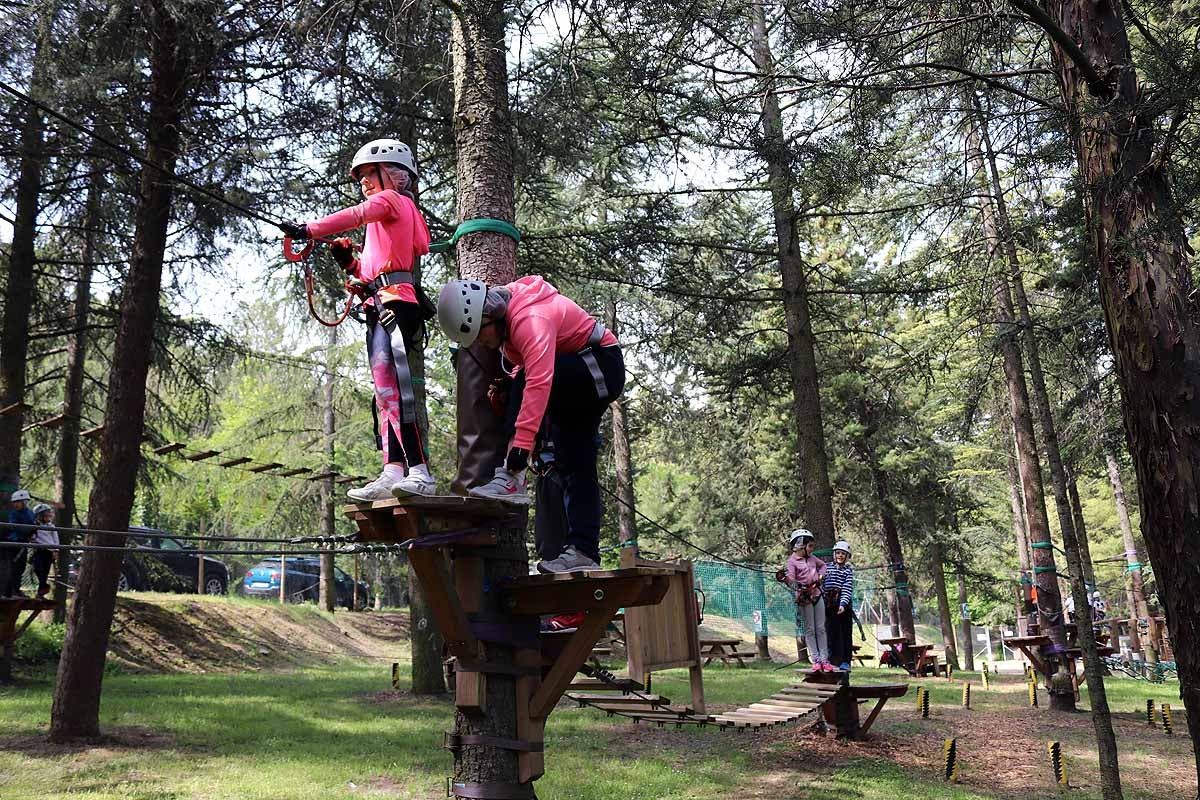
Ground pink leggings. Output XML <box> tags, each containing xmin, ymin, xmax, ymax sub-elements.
<box><xmin>367</xmin><ymin>301</ymin><xmax>427</xmax><ymax>467</ymax></box>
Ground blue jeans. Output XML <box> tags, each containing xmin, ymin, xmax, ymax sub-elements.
<box><xmin>506</xmin><ymin>344</ymin><xmax>625</xmax><ymax>562</ymax></box>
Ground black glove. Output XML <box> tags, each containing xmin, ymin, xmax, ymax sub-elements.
<box><xmin>278</xmin><ymin>220</ymin><xmax>309</xmax><ymax>240</ymax></box>
<box><xmin>329</xmin><ymin>237</ymin><xmax>356</xmax><ymax>271</ymax></box>
<box><xmin>505</xmin><ymin>447</ymin><xmax>530</xmax><ymax>473</ymax></box>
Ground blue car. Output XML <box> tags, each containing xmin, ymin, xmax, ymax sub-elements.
<box><xmin>242</xmin><ymin>557</ymin><xmax>368</xmax><ymax>609</ymax></box>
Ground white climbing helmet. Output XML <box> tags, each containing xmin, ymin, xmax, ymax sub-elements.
<box><xmin>9</xmin><ymin>489</ymin><xmax>30</xmax><ymax>502</ymax></box>
<box><xmin>350</xmin><ymin>138</ymin><xmax>418</xmax><ymax>180</ymax></box>
<box><xmin>437</xmin><ymin>279</ymin><xmax>488</xmax><ymax>346</ymax></box>
<box><xmin>32</xmin><ymin>503</ymin><xmax>52</xmax><ymax>516</ymax></box>
<box><xmin>834</xmin><ymin>540</ymin><xmax>852</xmax><ymax>556</ymax></box>
<box><xmin>788</xmin><ymin>529</ymin><xmax>814</xmax><ymax>550</ymax></box>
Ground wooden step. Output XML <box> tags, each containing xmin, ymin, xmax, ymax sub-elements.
<box><xmin>587</xmin><ymin>702</ymin><xmax>694</xmax><ymax>715</ymax></box>
<box><xmin>501</xmin><ymin>568</ymin><xmax>674</xmax><ymax>615</ymax></box>
<box><xmin>567</xmin><ymin>677</ymin><xmax>643</xmax><ymax>692</ymax></box>
<box><xmin>567</xmin><ymin>693</ymin><xmax>671</xmax><ymax>706</ymax></box>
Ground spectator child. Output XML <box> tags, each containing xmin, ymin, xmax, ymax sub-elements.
<box><xmin>30</xmin><ymin>504</ymin><xmax>58</xmax><ymax>598</ymax></box>
<box><xmin>2</xmin><ymin>490</ymin><xmax>35</xmax><ymax>596</ymax></box>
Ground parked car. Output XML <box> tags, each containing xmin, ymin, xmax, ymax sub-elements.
<box><xmin>68</xmin><ymin>527</ymin><xmax>230</xmax><ymax>595</ymax></box>
<box><xmin>242</xmin><ymin>557</ymin><xmax>369</xmax><ymax>609</ymax></box>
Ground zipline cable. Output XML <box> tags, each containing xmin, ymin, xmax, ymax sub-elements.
<box><xmin>0</xmin><ymin>540</ymin><xmax>333</xmax><ymax>557</ymax></box>
<box><xmin>0</xmin><ymin>520</ymin><xmax>326</xmax><ymax>545</ymax></box>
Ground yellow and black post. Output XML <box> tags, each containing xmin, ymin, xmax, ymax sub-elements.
<box><xmin>921</xmin><ymin>686</ymin><xmax>931</xmax><ymax>719</ymax></box>
<box><xmin>915</xmin><ymin>686</ymin><xmax>924</xmax><ymax>712</ymax></box>
<box><xmin>943</xmin><ymin>738</ymin><xmax>959</xmax><ymax>782</ymax></box>
<box><xmin>1146</xmin><ymin>698</ymin><xmax>1155</xmax><ymax>726</ymax></box>
<box><xmin>1162</xmin><ymin>704</ymin><xmax>1174</xmax><ymax>735</ymax></box>
<box><xmin>1047</xmin><ymin>741</ymin><xmax>1067</xmax><ymax>786</ymax></box>
<box><xmin>961</xmin><ymin>682</ymin><xmax>971</xmax><ymax>709</ymax></box>
<box><xmin>391</xmin><ymin>662</ymin><xmax>400</xmax><ymax>689</ymax></box>
<box><xmin>1028</xmin><ymin>676</ymin><xmax>1038</xmax><ymax>707</ymax></box>
<box><xmin>981</xmin><ymin>663</ymin><xmax>990</xmax><ymax>690</ymax></box>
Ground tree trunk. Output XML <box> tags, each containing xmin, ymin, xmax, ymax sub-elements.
<box><xmin>747</xmin><ymin>1</ymin><xmax>836</xmax><ymax>551</ymax></box>
<box><xmin>868</xmin><ymin>463</ymin><xmax>915</xmax><ymax>642</ymax></box>
<box><xmin>965</xmin><ymin>109</ymin><xmax>1067</xmax><ymax>662</ymax></box>
<box><xmin>0</xmin><ymin>5</ymin><xmax>57</xmax><ymax>489</ymax></box>
<box><xmin>607</xmin><ymin>300</ymin><xmax>637</xmax><ymax>549</ymax></box>
<box><xmin>1007</xmin><ymin>440</ymin><xmax>1035</xmax><ymax>634</ymax></box>
<box><xmin>49</xmin><ymin>0</ymin><xmax>196</xmax><ymax>741</ymax></box>
<box><xmin>51</xmin><ymin>145</ymin><xmax>102</xmax><ymax>624</ymax></box>
<box><xmin>319</xmin><ymin>325</ymin><xmax>337</xmax><ymax>613</ymax></box>
<box><xmin>1066</xmin><ymin>470</ymin><xmax>1097</xmax><ymax>590</ymax></box>
<box><xmin>956</xmin><ymin>567</ymin><xmax>974</xmax><ymax>670</ymax></box>
<box><xmin>409</xmin><ymin>563</ymin><xmax>446</xmax><ymax>694</ymax></box>
<box><xmin>930</xmin><ymin>542</ymin><xmax>959</xmax><ymax>670</ymax></box>
<box><xmin>1106</xmin><ymin>453</ymin><xmax>1155</xmax><ymax>664</ymax></box>
<box><xmin>885</xmin><ymin>586</ymin><xmax>900</xmax><ymax>639</ymax></box>
<box><xmin>447</xmin><ymin>1</ymin><xmax>528</xmax><ymax>790</ymax></box>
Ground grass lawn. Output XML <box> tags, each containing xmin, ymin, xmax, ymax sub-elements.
<box><xmin>1</xmin><ymin>657</ymin><xmax>1192</xmax><ymax>800</ymax></box>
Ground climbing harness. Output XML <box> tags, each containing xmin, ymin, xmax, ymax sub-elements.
<box><xmin>282</xmin><ymin>235</ymin><xmax>363</xmax><ymax>328</ymax></box>
<box><xmin>578</xmin><ymin>320</ymin><xmax>611</xmax><ymax>401</ymax></box>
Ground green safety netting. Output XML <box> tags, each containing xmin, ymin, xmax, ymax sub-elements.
<box><xmin>692</xmin><ymin>560</ymin><xmax>876</xmax><ymax>636</ymax></box>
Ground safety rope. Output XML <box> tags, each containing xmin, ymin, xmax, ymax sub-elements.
<box><xmin>429</xmin><ymin>218</ymin><xmax>521</xmax><ymax>254</ymax></box>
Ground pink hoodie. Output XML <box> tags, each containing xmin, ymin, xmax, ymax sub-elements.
<box><xmin>500</xmin><ymin>276</ymin><xmax>619</xmax><ymax>451</ymax></box>
<box><xmin>786</xmin><ymin>552</ymin><xmax>826</xmax><ymax>603</ymax></box>
<box><xmin>306</xmin><ymin>190</ymin><xmax>430</xmax><ymax>305</ymax></box>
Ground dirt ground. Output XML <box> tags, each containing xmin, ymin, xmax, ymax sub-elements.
<box><xmin>105</xmin><ymin>593</ymin><xmax>408</xmax><ymax>673</ymax></box>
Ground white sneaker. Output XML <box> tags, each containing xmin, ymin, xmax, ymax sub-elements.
<box><xmin>392</xmin><ymin>470</ymin><xmax>436</xmax><ymax>498</ymax></box>
<box><xmin>537</xmin><ymin>546</ymin><xmax>600</xmax><ymax>574</ymax></box>
<box><xmin>467</xmin><ymin>468</ymin><xmax>531</xmax><ymax>506</ymax></box>
<box><xmin>347</xmin><ymin>473</ymin><xmax>395</xmax><ymax>502</ymax></box>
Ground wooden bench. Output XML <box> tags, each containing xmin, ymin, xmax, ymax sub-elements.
<box><xmin>699</xmin><ymin>638</ymin><xmax>752</xmax><ymax>667</ymax></box>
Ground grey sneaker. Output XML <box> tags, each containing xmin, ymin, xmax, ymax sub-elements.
<box><xmin>537</xmin><ymin>546</ymin><xmax>599</xmax><ymax>574</ymax></box>
<box><xmin>392</xmin><ymin>471</ymin><xmax>436</xmax><ymax>498</ymax></box>
<box><xmin>467</xmin><ymin>468</ymin><xmax>531</xmax><ymax>506</ymax></box>
<box><xmin>347</xmin><ymin>473</ymin><xmax>395</xmax><ymax>502</ymax></box>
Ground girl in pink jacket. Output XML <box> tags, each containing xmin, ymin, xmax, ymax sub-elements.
<box><xmin>437</xmin><ymin>276</ymin><xmax>624</xmax><ymax>573</ymax></box>
<box><xmin>785</xmin><ymin>529</ymin><xmax>832</xmax><ymax>670</ymax></box>
<box><xmin>279</xmin><ymin>139</ymin><xmax>434</xmax><ymax>502</ymax></box>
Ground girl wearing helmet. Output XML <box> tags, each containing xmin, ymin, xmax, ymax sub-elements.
<box><xmin>436</xmin><ymin>276</ymin><xmax>624</xmax><ymax>573</ymax></box>
<box><xmin>784</xmin><ymin>529</ymin><xmax>832</xmax><ymax>671</ymax></box>
<box><xmin>30</xmin><ymin>503</ymin><xmax>58</xmax><ymax>598</ymax></box>
<box><xmin>280</xmin><ymin>140</ymin><xmax>436</xmax><ymax>502</ymax></box>
<box><xmin>824</xmin><ymin>540</ymin><xmax>855</xmax><ymax>671</ymax></box>
<box><xmin>2</xmin><ymin>489</ymin><xmax>35</xmax><ymax>596</ymax></box>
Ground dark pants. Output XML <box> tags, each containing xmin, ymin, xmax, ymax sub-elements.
<box><xmin>508</xmin><ymin>344</ymin><xmax>625</xmax><ymax>562</ymax></box>
<box><xmin>825</xmin><ymin>596</ymin><xmax>854</xmax><ymax>667</ymax></box>
<box><xmin>32</xmin><ymin>549</ymin><xmax>53</xmax><ymax>593</ymax></box>
<box><xmin>4</xmin><ymin>548</ymin><xmax>27</xmax><ymax>595</ymax></box>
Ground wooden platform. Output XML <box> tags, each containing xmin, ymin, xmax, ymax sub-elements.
<box><xmin>342</xmin><ymin>494</ymin><xmax>520</xmax><ymax>542</ymax></box>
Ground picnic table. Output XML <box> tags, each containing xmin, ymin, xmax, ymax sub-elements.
<box><xmin>699</xmin><ymin>638</ymin><xmax>752</xmax><ymax>667</ymax></box>
<box><xmin>877</xmin><ymin>637</ymin><xmax>940</xmax><ymax>677</ymax></box>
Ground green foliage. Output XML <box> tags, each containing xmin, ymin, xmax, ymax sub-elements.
<box><xmin>14</xmin><ymin>621</ymin><xmax>65</xmax><ymax>663</ymax></box>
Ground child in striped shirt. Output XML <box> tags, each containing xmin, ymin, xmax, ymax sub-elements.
<box><xmin>824</xmin><ymin>540</ymin><xmax>855</xmax><ymax>671</ymax></box>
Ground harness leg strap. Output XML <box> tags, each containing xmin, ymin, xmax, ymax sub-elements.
<box><xmin>380</xmin><ymin>310</ymin><xmax>419</xmax><ymax>424</ymax></box>
<box><xmin>579</xmin><ymin>320</ymin><xmax>609</xmax><ymax>402</ymax></box>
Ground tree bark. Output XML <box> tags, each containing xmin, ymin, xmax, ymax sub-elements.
<box><xmin>1106</xmin><ymin>453</ymin><xmax>1155</xmax><ymax>664</ymax></box>
<box><xmin>1007</xmin><ymin>439</ymin><xmax>1035</xmax><ymax>634</ymax></box>
<box><xmin>1033</xmin><ymin>0</ymin><xmax>1200</xmax><ymax>779</ymax></box>
<box><xmin>51</xmin><ymin>144</ymin><xmax>102</xmax><ymax>624</ymax></box>
<box><xmin>1066</xmin><ymin>470</ymin><xmax>1097</xmax><ymax>590</ymax></box>
<box><xmin>49</xmin><ymin>0</ymin><xmax>198</xmax><ymax>741</ymax></box>
<box><xmin>0</xmin><ymin>4</ymin><xmax>57</xmax><ymax>489</ymax></box>
<box><xmin>607</xmin><ymin>300</ymin><xmax>637</xmax><ymax>549</ymax></box>
<box><xmin>867</xmin><ymin>461</ymin><xmax>915</xmax><ymax>642</ymax></box>
<box><xmin>447</xmin><ymin>0</ymin><xmax>527</xmax><ymax>789</ymax></box>
<box><xmin>747</xmin><ymin>1</ymin><xmax>836</xmax><ymax>551</ymax></box>
<box><xmin>956</xmin><ymin>567</ymin><xmax>974</xmax><ymax>670</ymax></box>
<box><xmin>319</xmin><ymin>325</ymin><xmax>337</xmax><ymax>613</ymax></box>
<box><xmin>930</xmin><ymin>541</ymin><xmax>959</xmax><ymax>670</ymax></box>
<box><xmin>965</xmin><ymin>109</ymin><xmax>1068</xmax><ymax>665</ymax></box>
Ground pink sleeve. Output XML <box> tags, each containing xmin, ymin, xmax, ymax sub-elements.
<box><xmin>306</xmin><ymin>193</ymin><xmax>398</xmax><ymax>239</ymax></box>
<box><xmin>816</xmin><ymin>557</ymin><xmax>827</xmax><ymax>580</ymax></box>
<box><xmin>508</xmin><ymin>313</ymin><xmax>558</xmax><ymax>451</ymax></box>
<box><xmin>786</xmin><ymin>558</ymin><xmax>799</xmax><ymax>587</ymax></box>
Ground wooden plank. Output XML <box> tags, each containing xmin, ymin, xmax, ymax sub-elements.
<box><xmin>515</xmin><ymin>647</ymin><xmax>545</xmax><ymax>783</ymax></box>
<box><xmin>0</xmin><ymin>402</ymin><xmax>32</xmax><ymax>416</ymax></box>
<box><xmin>218</xmin><ymin>456</ymin><xmax>253</xmax><ymax>468</ymax></box>
<box><xmin>152</xmin><ymin>442</ymin><xmax>187</xmax><ymax>455</ymax></box>
<box><xmin>567</xmin><ymin>693</ymin><xmax>671</xmax><ymax>706</ymax></box>
<box><xmin>278</xmin><ymin>467</ymin><xmax>312</xmax><ymax>477</ymax></box>
<box><xmin>248</xmin><ymin>462</ymin><xmax>285</xmax><ymax>473</ymax></box>
<box><xmin>307</xmin><ymin>471</ymin><xmax>336</xmax><ymax>481</ymax></box>
<box><xmin>503</xmin><ymin>570</ymin><xmax>671</xmax><ymax>616</ymax></box>
<box><xmin>858</xmin><ymin>696</ymin><xmax>891</xmax><ymax>736</ymax></box>
<box><xmin>340</xmin><ymin>494</ymin><xmax>515</xmax><ymax>519</ymax></box>
<box><xmin>453</xmin><ymin>554</ymin><xmax>485</xmax><ymax>714</ymax></box>
<box><xmin>407</xmin><ymin>549</ymin><xmax>479</xmax><ymax>662</ymax></box>
<box><xmin>530</xmin><ymin>603</ymin><xmax>621</xmax><ymax>719</ymax></box>
<box><xmin>22</xmin><ymin>412</ymin><xmax>70</xmax><ymax>432</ymax></box>
<box><xmin>184</xmin><ymin>450</ymin><xmax>221</xmax><ymax>461</ymax></box>
<box><xmin>845</xmin><ymin>683</ymin><xmax>909</xmax><ymax>699</ymax></box>
<box><xmin>80</xmin><ymin>424</ymin><xmax>105</xmax><ymax>438</ymax></box>
<box><xmin>587</xmin><ymin>701</ymin><xmax>690</xmax><ymax>715</ymax></box>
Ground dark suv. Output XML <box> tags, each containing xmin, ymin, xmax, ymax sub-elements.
<box><xmin>69</xmin><ymin>527</ymin><xmax>230</xmax><ymax>595</ymax></box>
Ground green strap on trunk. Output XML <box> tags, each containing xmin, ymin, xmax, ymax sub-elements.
<box><xmin>1030</xmin><ymin>541</ymin><xmax>1053</xmax><ymax>549</ymax></box>
<box><xmin>429</xmin><ymin>218</ymin><xmax>521</xmax><ymax>254</ymax></box>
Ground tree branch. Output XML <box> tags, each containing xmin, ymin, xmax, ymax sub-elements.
<box><xmin>1008</xmin><ymin>0</ymin><xmax>1108</xmax><ymax>96</ymax></box>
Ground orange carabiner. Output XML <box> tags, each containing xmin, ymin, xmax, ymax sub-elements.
<box><xmin>283</xmin><ymin>236</ymin><xmax>315</xmax><ymax>262</ymax></box>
